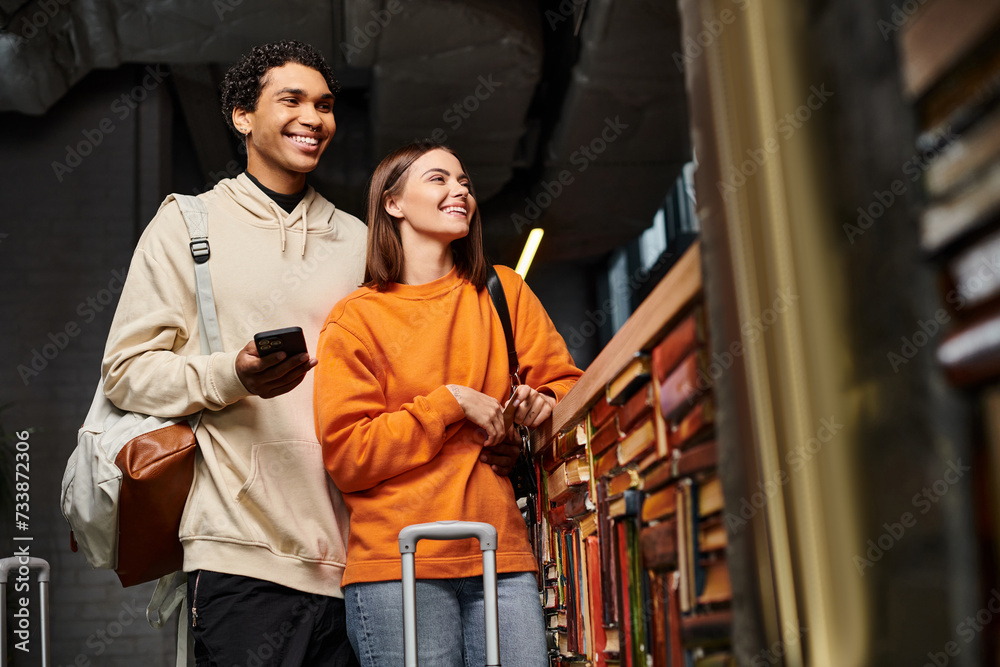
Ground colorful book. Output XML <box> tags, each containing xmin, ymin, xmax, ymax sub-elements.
<box><xmin>557</xmin><ymin>422</ymin><xmax>589</xmax><ymax>459</ymax></box>
<box><xmin>669</xmin><ymin>397</ymin><xmax>715</xmax><ymax>450</ymax></box>
<box><xmin>608</xmin><ymin>353</ymin><xmax>652</xmax><ymax>406</ymax></box>
<box><xmin>696</xmin><ymin>558</ymin><xmax>733</xmax><ymax>606</ymax></box>
<box><xmin>618</xmin><ymin>382</ymin><xmax>656</xmax><ymax>434</ymax></box>
<box><xmin>608</xmin><ymin>489</ymin><xmax>643</xmax><ymax>519</ymax></box>
<box><xmin>680</xmin><ymin>609</ymin><xmax>733</xmax><ymax>646</ymax></box>
<box><xmin>595</xmin><ymin>445</ymin><xmax>620</xmax><ymax>480</ymax></box>
<box><xmin>639</xmin><ymin>518</ymin><xmax>678</xmax><ymax>571</ymax></box>
<box><xmin>659</xmin><ymin>350</ymin><xmax>708</xmax><ymax>419</ymax></box>
<box><xmin>596</xmin><ymin>483</ymin><xmax>620</xmax><ymax>628</ymax></box>
<box><xmin>676</xmin><ymin>440</ymin><xmax>719</xmax><ymax>478</ymax></box>
<box><xmin>926</xmin><ymin>107</ymin><xmax>1000</xmax><ymax>198</ymax></box>
<box><xmin>641</xmin><ymin>483</ymin><xmax>678</xmax><ymax>524</ymax></box>
<box><xmin>607</xmin><ymin>467</ymin><xmax>641</xmax><ymax>497</ymax></box>
<box><xmin>590</xmin><ymin>392</ymin><xmax>618</xmax><ymax>430</ymax></box>
<box><xmin>698</xmin><ymin>515</ymin><xmax>728</xmax><ymax>553</ymax></box>
<box><xmin>615</xmin><ymin>521</ymin><xmax>634</xmax><ymax>666</ymax></box>
<box><xmin>591</xmin><ymin>416</ymin><xmax>624</xmax><ymax>457</ymax></box>
<box><xmin>651</xmin><ymin>307</ymin><xmax>705</xmax><ymax>382</ymax></box>
<box><xmin>946</xmin><ymin>226</ymin><xmax>1000</xmax><ymax>310</ymax></box>
<box><xmin>920</xmin><ymin>158</ymin><xmax>1000</xmax><ymax>254</ymax></box>
<box><xmin>898</xmin><ymin>0</ymin><xmax>1000</xmax><ymax>98</ymax></box>
<box><xmin>585</xmin><ymin>536</ymin><xmax>609</xmax><ymax>667</ymax></box>
<box><xmin>938</xmin><ymin>306</ymin><xmax>1000</xmax><ymax>386</ymax></box>
<box><xmin>698</xmin><ymin>476</ymin><xmax>725</xmax><ymax>517</ymax></box>
<box><xmin>548</xmin><ymin>456</ymin><xmax>592</xmax><ymax>503</ymax></box>
<box><xmin>617</xmin><ymin>415</ymin><xmax>658</xmax><ymax>467</ymax></box>
<box><xmin>646</xmin><ymin>570</ymin><xmax>669</xmax><ymax>667</ymax></box>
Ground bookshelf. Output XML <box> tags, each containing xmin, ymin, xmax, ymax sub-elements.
<box><xmin>530</xmin><ymin>241</ymin><xmax>735</xmax><ymax>666</ymax></box>
<box><xmin>532</xmin><ymin>243</ymin><xmax>703</xmax><ymax>450</ymax></box>
<box><xmin>899</xmin><ymin>5</ymin><xmax>1000</xmax><ymax>663</ymax></box>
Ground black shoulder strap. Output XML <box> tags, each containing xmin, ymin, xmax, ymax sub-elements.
<box><xmin>485</xmin><ymin>266</ymin><xmax>518</xmax><ymax>377</ymax></box>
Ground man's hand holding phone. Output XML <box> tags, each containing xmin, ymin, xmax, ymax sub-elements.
<box><xmin>237</xmin><ymin>327</ymin><xmax>316</xmax><ymax>399</ymax></box>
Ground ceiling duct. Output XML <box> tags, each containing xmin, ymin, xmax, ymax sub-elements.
<box><xmin>343</xmin><ymin>0</ymin><xmax>543</xmax><ymax>199</ymax></box>
<box><xmin>531</xmin><ymin>0</ymin><xmax>691</xmax><ymax>260</ymax></box>
<box><xmin>0</xmin><ymin>0</ymin><xmax>335</xmax><ymax>114</ymax></box>
<box><xmin>0</xmin><ymin>0</ymin><xmax>690</xmax><ymax>264</ymax></box>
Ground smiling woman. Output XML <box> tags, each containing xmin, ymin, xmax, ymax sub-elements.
<box><xmin>384</xmin><ymin>149</ymin><xmax>477</xmax><ymax>272</ymax></box>
<box><xmin>362</xmin><ymin>143</ymin><xmax>490</xmax><ymax>292</ymax></box>
<box><xmin>314</xmin><ymin>142</ymin><xmax>583</xmax><ymax>665</ymax></box>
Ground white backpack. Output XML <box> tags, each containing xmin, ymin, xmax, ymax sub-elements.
<box><xmin>60</xmin><ymin>194</ymin><xmax>221</xmax><ymax>649</ymax></box>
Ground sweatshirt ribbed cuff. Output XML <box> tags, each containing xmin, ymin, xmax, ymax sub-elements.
<box><xmin>212</xmin><ymin>351</ymin><xmax>254</xmax><ymax>406</ymax></box>
<box><xmin>540</xmin><ymin>380</ymin><xmax>574</xmax><ymax>403</ymax></box>
<box><xmin>428</xmin><ymin>384</ymin><xmax>466</xmax><ymax>425</ymax></box>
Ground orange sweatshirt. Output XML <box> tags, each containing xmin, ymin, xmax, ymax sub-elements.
<box><xmin>314</xmin><ymin>265</ymin><xmax>581</xmax><ymax>585</ymax></box>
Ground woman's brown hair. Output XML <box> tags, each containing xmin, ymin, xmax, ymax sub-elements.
<box><xmin>363</xmin><ymin>142</ymin><xmax>489</xmax><ymax>291</ymax></box>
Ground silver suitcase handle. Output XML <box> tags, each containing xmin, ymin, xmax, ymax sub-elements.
<box><xmin>398</xmin><ymin>521</ymin><xmax>500</xmax><ymax>667</ymax></box>
<box><xmin>1</xmin><ymin>557</ymin><xmax>51</xmax><ymax>667</ymax></box>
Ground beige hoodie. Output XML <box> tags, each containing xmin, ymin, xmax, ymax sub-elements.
<box><xmin>102</xmin><ymin>174</ymin><xmax>366</xmax><ymax>596</ymax></box>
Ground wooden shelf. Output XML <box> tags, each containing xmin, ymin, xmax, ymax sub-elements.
<box><xmin>533</xmin><ymin>242</ymin><xmax>703</xmax><ymax>451</ymax></box>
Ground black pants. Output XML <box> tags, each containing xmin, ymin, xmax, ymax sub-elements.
<box><xmin>187</xmin><ymin>570</ymin><xmax>360</xmax><ymax>667</ymax></box>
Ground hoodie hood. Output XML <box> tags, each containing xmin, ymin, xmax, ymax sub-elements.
<box><xmin>212</xmin><ymin>173</ymin><xmax>339</xmax><ymax>256</ymax></box>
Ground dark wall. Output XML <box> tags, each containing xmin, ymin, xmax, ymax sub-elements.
<box><xmin>0</xmin><ymin>66</ymin><xmax>178</xmax><ymax>665</ymax></box>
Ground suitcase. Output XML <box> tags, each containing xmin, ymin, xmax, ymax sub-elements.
<box><xmin>0</xmin><ymin>556</ymin><xmax>50</xmax><ymax>667</ymax></box>
<box><xmin>398</xmin><ymin>521</ymin><xmax>500</xmax><ymax>667</ymax></box>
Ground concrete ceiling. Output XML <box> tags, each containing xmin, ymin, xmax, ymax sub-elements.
<box><xmin>0</xmin><ymin>0</ymin><xmax>690</xmax><ymax>264</ymax></box>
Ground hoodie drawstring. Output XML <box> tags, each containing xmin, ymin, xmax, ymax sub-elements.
<box><xmin>300</xmin><ymin>206</ymin><xmax>308</xmax><ymax>257</ymax></box>
<box><xmin>268</xmin><ymin>201</ymin><xmax>288</xmax><ymax>253</ymax></box>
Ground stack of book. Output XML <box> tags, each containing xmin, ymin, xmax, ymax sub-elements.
<box><xmin>536</xmin><ymin>293</ymin><xmax>734</xmax><ymax>665</ymax></box>
<box><xmin>898</xmin><ymin>1</ymin><xmax>1000</xmax><ymax>386</ymax></box>
<box><xmin>530</xmin><ymin>244</ymin><xmax>733</xmax><ymax>666</ymax></box>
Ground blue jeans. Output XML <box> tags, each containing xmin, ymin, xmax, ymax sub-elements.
<box><xmin>345</xmin><ymin>572</ymin><xmax>547</xmax><ymax>666</ymax></box>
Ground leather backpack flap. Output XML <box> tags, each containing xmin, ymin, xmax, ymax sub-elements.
<box><xmin>113</xmin><ymin>422</ymin><xmax>198</xmax><ymax>587</ymax></box>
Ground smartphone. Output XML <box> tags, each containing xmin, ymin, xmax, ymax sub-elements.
<box><xmin>254</xmin><ymin>326</ymin><xmax>308</xmax><ymax>358</ymax></box>
<box><xmin>502</xmin><ymin>395</ymin><xmax>519</xmax><ymax>432</ymax></box>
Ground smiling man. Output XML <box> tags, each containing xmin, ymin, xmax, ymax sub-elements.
<box><xmin>98</xmin><ymin>41</ymin><xmax>354</xmax><ymax>666</ymax></box>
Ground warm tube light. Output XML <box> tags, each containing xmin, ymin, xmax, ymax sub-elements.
<box><xmin>514</xmin><ymin>228</ymin><xmax>544</xmax><ymax>279</ymax></box>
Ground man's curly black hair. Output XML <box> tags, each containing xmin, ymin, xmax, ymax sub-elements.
<box><xmin>219</xmin><ymin>40</ymin><xmax>341</xmax><ymax>138</ymax></box>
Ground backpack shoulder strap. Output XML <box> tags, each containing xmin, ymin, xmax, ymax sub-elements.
<box><xmin>173</xmin><ymin>195</ymin><xmax>223</xmax><ymax>355</ymax></box>
<box><xmin>485</xmin><ymin>266</ymin><xmax>518</xmax><ymax>378</ymax></box>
